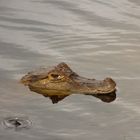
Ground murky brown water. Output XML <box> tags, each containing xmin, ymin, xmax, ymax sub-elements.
<box><xmin>0</xmin><ymin>0</ymin><xmax>140</xmax><ymax>139</ymax></box>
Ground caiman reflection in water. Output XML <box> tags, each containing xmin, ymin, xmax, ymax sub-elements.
<box><xmin>21</xmin><ymin>62</ymin><xmax>116</xmax><ymax>103</ymax></box>
<box><xmin>30</xmin><ymin>90</ymin><xmax>116</xmax><ymax>104</ymax></box>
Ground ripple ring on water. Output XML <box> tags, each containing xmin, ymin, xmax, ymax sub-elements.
<box><xmin>2</xmin><ymin>116</ymin><xmax>32</xmax><ymax>130</ymax></box>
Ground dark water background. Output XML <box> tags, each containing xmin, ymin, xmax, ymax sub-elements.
<box><xmin>0</xmin><ymin>0</ymin><xmax>140</xmax><ymax>139</ymax></box>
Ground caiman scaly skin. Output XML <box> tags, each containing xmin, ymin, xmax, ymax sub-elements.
<box><xmin>21</xmin><ymin>62</ymin><xmax>116</xmax><ymax>95</ymax></box>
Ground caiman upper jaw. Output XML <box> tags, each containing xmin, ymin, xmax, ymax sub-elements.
<box><xmin>72</xmin><ymin>77</ymin><xmax>116</xmax><ymax>94</ymax></box>
<box><xmin>101</xmin><ymin>77</ymin><xmax>116</xmax><ymax>93</ymax></box>
<box><xmin>91</xmin><ymin>78</ymin><xmax>116</xmax><ymax>94</ymax></box>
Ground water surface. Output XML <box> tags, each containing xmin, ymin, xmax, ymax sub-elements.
<box><xmin>0</xmin><ymin>0</ymin><xmax>140</xmax><ymax>139</ymax></box>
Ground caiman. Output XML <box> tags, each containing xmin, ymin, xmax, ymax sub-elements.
<box><xmin>20</xmin><ymin>62</ymin><xmax>116</xmax><ymax>103</ymax></box>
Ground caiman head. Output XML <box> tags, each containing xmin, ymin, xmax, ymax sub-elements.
<box><xmin>21</xmin><ymin>62</ymin><xmax>116</xmax><ymax>95</ymax></box>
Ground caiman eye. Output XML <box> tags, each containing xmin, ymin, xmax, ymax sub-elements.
<box><xmin>51</xmin><ymin>74</ymin><xmax>59</xmax><ymax>78</ymax></box>
<box><xmin>50</xmin><ymin>74</ymin><xmax>63</xmax><ymax>80</ymax></box>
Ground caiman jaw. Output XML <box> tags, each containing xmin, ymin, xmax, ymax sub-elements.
<box><xmin>92</xmin><ymin>78</ymin><xmax>116</xmax><ymax>94</ymax></box>
<box><xmin>72</xmin><ymin>77</ymin><xmax>116</xmax><ymax>94</ymax></box>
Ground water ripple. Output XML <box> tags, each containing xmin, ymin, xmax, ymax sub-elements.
<box><xmin>0</xmin><ymin>0</ymin><xmax>140</xmax><ymax>139</ymax></box>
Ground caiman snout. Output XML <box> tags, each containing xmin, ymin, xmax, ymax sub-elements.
<box><xmin>100</xmin><ymin>77</ymin><xmax>116</xmax><ymax>93</ymax></box>
<box><xmin>73</xmin><ymin>76</ymin><xmax>116</xmax><ymax>94</ymax></box>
